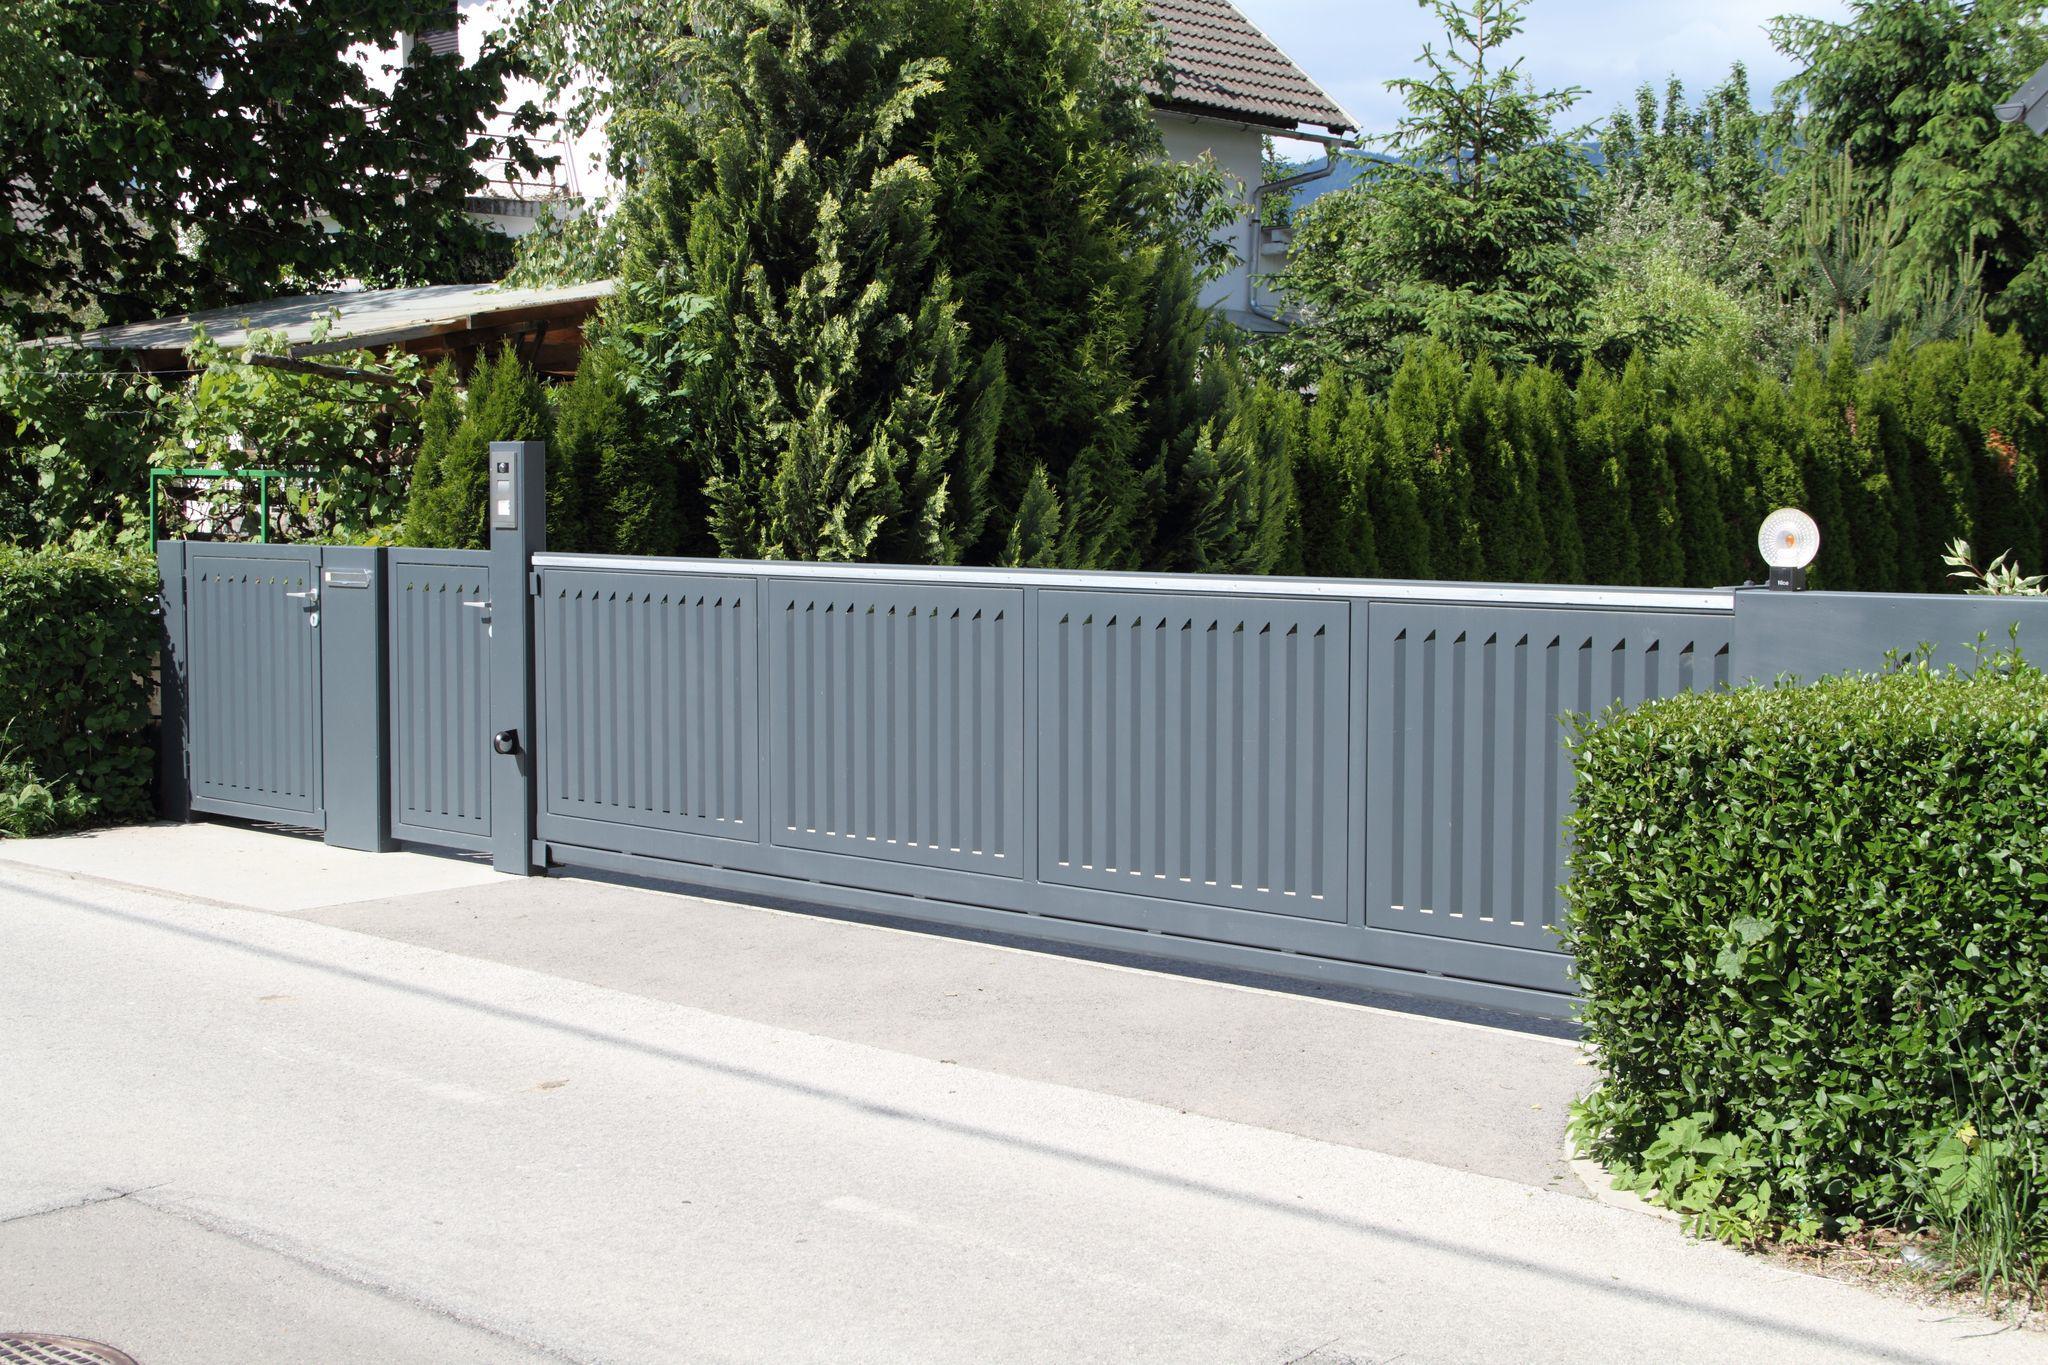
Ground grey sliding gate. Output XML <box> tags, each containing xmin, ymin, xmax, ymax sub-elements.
<box><xmin>159</xmin><ymin>443</ymin><xmax>2043</xmax><ymax>1019</ymax></box>
<box><xmin>522</xmin><ymin>557</ymin><xmax>1731</xmax><ymax>1009</ymax></box>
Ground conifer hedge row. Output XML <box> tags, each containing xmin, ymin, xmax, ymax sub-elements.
<box><xmin>400</xmin><ymin>326</ymin><xmax>2047</xmax><ymax>593</ymax></box>
<box><xmin>1283</xmin><ymin>330</ymin><xmax>2048</xmax><ymax>593</ymax></box>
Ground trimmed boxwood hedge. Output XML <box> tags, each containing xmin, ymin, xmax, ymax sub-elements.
<box><xmin>1563</xmin><ymin>653</ymin><xmax>2048</xmax><ymax>1243</ymax></box>
<box><xmin>0</xmin><ymin>546</ymin><xmax>158</xmax><ymax>834</ymax></box>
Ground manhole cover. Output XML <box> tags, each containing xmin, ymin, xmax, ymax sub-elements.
<box><xmin>0</xmin><ymin>1336</ymin><xmax>139</xmax><ymax>1365</ymax></box>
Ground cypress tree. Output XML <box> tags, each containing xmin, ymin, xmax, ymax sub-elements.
<box><xmin>1568</xmin><ymin>363</ymin><xmax>1640</xmax><ymax>584</ymax></box>
<box><xmin>1294</xmin><ymin>370</ymin><xmax>1377</xmax><ymax>578</ymax></box>
<box><xmin>556</xmin><ymin>345</ymin><xmax>675</xmax><ymax>556</ymax></box>
<box><xmin>1507</xmin><ymin>364</ymin><xmax>1584</xmax><ymax>582</ymax></box>
<box><xmin>1786</xmin><ymin>348</ymin><xmax>1859</xmax><ymax>589</ymax></box>
<box><xmin>1174</xmin><ymin>402</ymin><xmax>1293</xmax><ymax>575</ymax></box>
<box><xmin>1897</xmin><ymin>339</ymin><xmax>1976</xmax><ymax>588</ymax></box>
<box><xmin>1956</xmin><ymin>327</ymin><xmax>2046</xmax><ymax>576</ymax></box>
<box><xmin>1358</xmin><ymin>390</ymin><xmax>1435</xmax><ymax>579</ymax></box>
<box><xmin>1002</xmin><ymin>464</ymin><xmax>1063</xmax><ymax>568</ymax></box>
<box><xmin>1612</xmin><ymin>356</ymin><xmax>1684</xmax><ymax>586</ymax></box>
<box><xmin>1857</xmin><ymin>345</ymin><xmax>1930</xmax><ymax>590</ymax></box>
<box><xmin>1384</xmin><ymin>343</ymin><xmax>1481</xmax><ymax>579</ymax></box>
<box><xmin>616</xmin><ymin>0</ymin><xmax>994</xmax><ymax>564</ymax></box>
<box><xmin>1462</xmin><ymin>358</ymin><xmax>1546</xmax><ymax>581</ymax></box>
<box><xmin>420</xmin><ymin>350</ymin><xmax>552</xmax><ymax>551</ymax></box>
<box><xmin>606</xmin><ymin>0</ymin><xmax>1229</xmax><ymax>570</ymax></box>
<box><xmin>402</xmin><ymin>361</ymin><xmax>463</xmax><ymax>547</ymax></box>
<box><xmin>1661</xmin><ymin>356</ymin><xmax>1737</xmax><ymax>588</ymax></box>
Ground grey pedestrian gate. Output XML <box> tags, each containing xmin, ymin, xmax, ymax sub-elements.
<box><xmin>388</xmin><ymin>550</ymin><xmax>495</xmax><ymax>852</ymax></box>
<box><xmin>179</xmin><ymin>543</ymin><xmax>324</xmax><ymax>826</ymax></box>
<box><xmin>156</xmin><ymin>442</ymin><xmax>2048</xmax><ymax>1019</ymax></box>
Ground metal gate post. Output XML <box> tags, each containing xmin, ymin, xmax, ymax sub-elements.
<box><xmin>487</xmin><ymin>441</ymin><xmax>546</xmax><ymax>875</ymax></box>
<box><xmin>154</xmin><ymin>540</ymin><xmax>192</xmax><ymax>822</ymax></box>
<box><xmin>319</xmin><ymin>546</ymin><xmax>392</xmax><ymax>851</ymax></box>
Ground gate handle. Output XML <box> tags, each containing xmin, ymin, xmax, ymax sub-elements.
<box><xmin>286</xmin><ymin>588</ymin><xmax>319</xmax><ymax>603</ymax></box>
<box><xmin>462</xmin><ymin>599</ymin><xmax>491</xmax><ymax>610</ymax></box>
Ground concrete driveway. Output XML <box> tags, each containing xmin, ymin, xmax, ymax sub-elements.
<box><xmin>0</xmin><ymin>824</ymin><xmax>2039</xmax><ymax>1364</ymax></box>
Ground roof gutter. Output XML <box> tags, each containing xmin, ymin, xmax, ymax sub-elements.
<box><xmin>1151</xmin><ymin>105</ymin><xmax>1354</xmax><ymax>145</ymax></box>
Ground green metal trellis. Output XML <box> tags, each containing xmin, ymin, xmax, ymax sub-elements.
<box><xmin>148</xmin><ymin>467</ymin><xmax>316</xmax><ymax>544</ymax></box>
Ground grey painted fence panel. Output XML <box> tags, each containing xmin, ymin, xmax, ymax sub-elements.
<box><xmin>536</xmin><ymin>567</ymin><xmax>758</xmax><ymax>841</ymax></box>
<box><xmin>767</xmin><ymin>578</ymin><xmax>1025</xmax><ymax>875</ymax></box>
<box><xmin>187</xmin><ymin>534</ymin><xmax>1960</xmax><ymax>1018</ymax></box>
<box><xmin>387</xmin><ymin>550</ymin><xmax>494</xmax><ymax>851</ymax></box>
<box><xmin>1363</xmin><ymin>603</ymin><xmax>1733</xmax><ymax>953</ymax></box>
<box><xmin>185</xmin><ymin>545</ymin><xmax>323</xmax><ymax>824</ymax></box>
<box><xmin>1035</xmin><ymin>591</ymin><xmax>1350</xmax><ymax>923</ymax></box>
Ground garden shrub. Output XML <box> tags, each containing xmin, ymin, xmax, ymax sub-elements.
<box><xmin>1564</xmin><ymin>652</ymin><xmax>2048</xmax><ymax>1254</ymax></box>
<box><xmin>0</xmin><ymin>546</ymin><xmax>158</xmax><ymax>834</ymax></box>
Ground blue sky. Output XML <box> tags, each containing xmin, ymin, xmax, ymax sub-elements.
<box><xmin>1240</xmin><ymin>0</ymin><xmax>1853</xmax><ymax>140</ymax></box>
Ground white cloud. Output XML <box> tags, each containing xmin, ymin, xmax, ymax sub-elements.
<box><xmin>1238</xmin><ymin>0</ymin><xmax>1852</xmax><ymax>136</ymax></box>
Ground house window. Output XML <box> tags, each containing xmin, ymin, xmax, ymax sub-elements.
<box><xmin>414</xmin><ymin>2</ymin><xmax>461</xmax><ymax>61</ymax></box>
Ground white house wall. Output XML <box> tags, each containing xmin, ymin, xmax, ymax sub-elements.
<box><xmin>1155</xmin><ymin>112</ymin><xmax>1266</xmax><ymax>328</ymax></box>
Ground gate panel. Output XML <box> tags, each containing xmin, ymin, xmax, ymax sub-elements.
<box><xmin>1364</xmin><ymin>604</ymin><xmax>1733</xmax><ymax>952</ymax></box>
<box><xmin>767</xmin><ymin>579</ymin><xmax>1024</xmax><ymax>875</ymax></box>
<box><xmin>387</xmin><ymin>551</ymin><xmax>493</xmax><ymax>851</ymax></box>
<box><xmin>537</xmin><ymin>569</ymin><xmax>758</xmax><ymax>841</ymax></box>
<box><xmin>185</xmin><ymin>546</ymin><xmax>323</xmax><ymax>823</ymax></box>
<box><xmin>1036</xmin><ymin>591</ymin><xmax>1350</xmax><ymax>922</ymax></box>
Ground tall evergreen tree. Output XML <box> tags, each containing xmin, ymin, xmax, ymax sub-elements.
<box><xmin>402</xmin><ymin>362</ymin><xmax>463</xmax><ymax>547</ymax></box>
<box><xmin>1462</xmin><ymin>359</ymin><xmax>1547</xmax><ymax>580</ymax></box>
<box><xmin>1506</xmin><ymin>364</ymin><xmax>1584</xmax><ymax>582</ymax></box>
<box><xmin>1612</xmin><ymin>356</ymin><xmax>1686</xmax><ymax>586</ymax></box>
<box><xmin>402</xmin><ymin>350</ymin><xmax>552</xmax><ymax>550</ymax></box>
<box><xmin>1568</xmin><ymin>363</ymin><xmax>1640</xmax><ymax>584</ymax></box>
<box><xmin>1773</xmin><ymin>0</ymin><xmax>2048</xmax><ymax>348</ymax></box>
<box><xmin>616</xmin><ymin>0</ymin><xmax>991</xmax><ymax>563</ymax></box>
<box><xmin>1002</xmin><ymin>464</ymin><xmax>1064</xmax><ymax>569</ymax></box>
<box><xmin>1278</xmin><ymin>0</ymin><xmax>1598</xmax><ymax>379</ymax></box>
<box><xmin>1383</xmin><ymin>344</ymin><xmax>1482</xmax><ymax>580</ymax></box>
<box><xmin>555</xmin><ymin>344</ymin><xmax>677</xmax><ymax>556</ymax></box>
<box><xmin>1293</xmin><ymin>370</ymin><xmax>1377</xmax><ymax>578</ymax></box>
<box><xmin>605</xmin><ymin>0</ymin><xmax>1237</xmax><ymax>571</ymax></box>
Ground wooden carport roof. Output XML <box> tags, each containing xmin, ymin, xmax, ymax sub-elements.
<box><xmin>30</xmin><ymin>279</ymin><xmax>613</xmax><ymax>380</ymax></box>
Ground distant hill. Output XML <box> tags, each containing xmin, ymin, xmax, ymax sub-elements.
<box><xmin>1274</xmin><ymin>144</ymin><xmax>1608</xmax><ymax>216</ymax></box>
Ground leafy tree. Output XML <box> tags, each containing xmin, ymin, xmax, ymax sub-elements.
<box><xmin>1772</xmin><ymin>0</ymin><xmax>2048</xmax><ymax>348</ymax></box>
<box><xmin>1</xmin><ymin>0</ymin><xmax>544</xmax><ymax>331</ymax></box>
<box><xmin>0</xmin><ymin>331</ymin><xmax>159</xmax><ymax>546</ymax></box>
<box><xmin>1278</xmin><ymin>0</ymin><xmax>1598</xmax><ymax>379</ymax></box>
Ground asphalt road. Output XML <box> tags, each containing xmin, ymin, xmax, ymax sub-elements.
<box><xmin>1</xmin><ymin>836</ymin><xmax>2042</xmax><ymax>1364</ymax></box>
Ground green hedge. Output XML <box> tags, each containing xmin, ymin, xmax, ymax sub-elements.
<box><xmin>0</xmin><ymin>547</ymin><xmax>158</xmax><ymax>834</ymax></box>
<box><xmin>1564</xmin><ymin>656</ymin><xmax>2048</xmax><ymax>1246</ymax></box>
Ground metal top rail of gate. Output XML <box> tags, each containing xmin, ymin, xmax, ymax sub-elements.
<box><xmin>529</xmin><ymin>554</ymin><xmax>1737</xmax><ymax>614</ymax></box>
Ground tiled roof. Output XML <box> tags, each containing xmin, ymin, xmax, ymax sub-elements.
<box><xmin>1147</xmin><ymin>0</ymin><xmax>1356</xmax><ymax>133</ymax></box>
